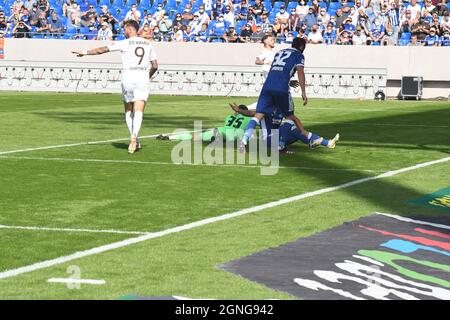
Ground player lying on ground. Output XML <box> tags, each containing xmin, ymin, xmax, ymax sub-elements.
<box><xmin>156</xmin><ymin>104</ymin><xmax>252</xmax><ymax>142</ymax></box>
<box><xmin>240</xmin><ymin>37</ymin><xmax>308</xmax><ymax>153</ymax></box>
<box><xmin>72</xmin><ymin>20</ymin><xmax>158</xmax><ymax>154</ymax></box>
<box><xmin>229</xmin><ymin>103</ymin><xmax>339</xmax><ymax>153</ymax></box>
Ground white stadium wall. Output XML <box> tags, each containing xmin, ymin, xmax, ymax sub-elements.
<box><xmin>1</xmin><ymin>39</ymin><xmax>449</xmax><ymax>99</ymax></box>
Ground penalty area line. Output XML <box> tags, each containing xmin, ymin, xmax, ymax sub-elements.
<box><xmin>0</xmin><ymin>155</ymin><xmax>448</xmax><ymax>280</ymax></box>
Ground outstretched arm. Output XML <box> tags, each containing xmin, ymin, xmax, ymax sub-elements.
<box><xmin>72</xmin><ymin>46</ymin><xmax>109</xmax><ymax>57</ymax></box>
<box><xmin>229</xmin><ymin>102</ymin><xmax>256</xmax><ymax>117</ymax></box>
<box><xmin>149</xmin><ymin>60</ymin><xmax>158</xmax><ymax>79</ymax></box>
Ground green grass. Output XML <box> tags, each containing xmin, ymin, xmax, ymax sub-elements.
<box><xmin>0</xmin><ymin>92</ymin><xmax>449</xmax><ymax>299</ymax></box>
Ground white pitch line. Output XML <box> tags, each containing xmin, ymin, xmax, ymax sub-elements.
<box><xmin>375</xmin><ymin>212</ymin><xmax>450</xmax><ymax>231</ymax></box>
<box><xmin>0</xmin><ymin>155</ymin><xmax>448</xmax><ymax>281</ymax></box>
<box><xmin>0</xmin><ymin>130</ymin><xmax>199</xmax><ymax>156</ymax></box>
<box><xmin>0</xmin><ymin>224</ymin><xmax>149</xmax><ymax>235</ymax></box>
<box><xmin>0</xmin><ymin>155</ymin><xmax>380</xmax><ymax>173</ymax></box>
<box><xmin>47</xmin><ymin>278</ymin><xmax>105</xmax><ymax>285</ymax></box>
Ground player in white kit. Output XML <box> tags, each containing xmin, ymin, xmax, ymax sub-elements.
<box><xmin>72</xmin><ymin>20</ymin><xmax>158</xmax><ymax>154</ymax></box>
<box><xmin>255</xmin><ymin>34</ymin><xmax>275</xmax><ymax>79</ymax></box>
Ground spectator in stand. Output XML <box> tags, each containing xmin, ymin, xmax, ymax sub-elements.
<box><xmin>95</xmin><ymin>21</ymin><xmax>113</xmax><ymax>40</ymax></box>
<box><xmin>407</xmin><ymin>0</ymin><xmax>422</xmax><ymax>21</ymax></box>
<box><xmin>339</xmin><ymin>0</ymin><xmax>352</xmax><ymax>14</ymax></box>
<box><xmin>181</xmin><ymin>4</ymin><xmax>194</xmax><ymax>26</ymax></box>
<box><xmin>171</xmin><ymin>25</ymin><xmax>183</xmax><ymax>42</ymax></box>
<box><xmin>183</xmin><ymin>25</ymin><xmax>196</xmax><ymax>42</ymax></box>
<box><xmin>124</xmin><ymin>4</ymin><xmax>141</xmax><ymax>23</ymax></box>
<box><xmin>353</xmin><ymin>0</ymin><xmax>363</xmax><ymax>14</ymax></box>
<box><xmin>272</xmin><ymin>16</ymin><xmax>283</xmax><ymax>35</ymax></box>
<box><xmin>352</xmin><ymin>25</ymin><xmax>367</xmax><ymax>45</ymax></box>
<box><xmin>422</xmin><ymin>0</ymin><xmax>436</xmax><ymax>16</ymax></box>
<box><xmin>337</xmin><ymin>30</ymin><xmax>352</xmax><ymax>45</ymax></box>
<box><xmin>158</xmin><ymin>12</ymin><xmax>172</xmax><ymax>39</ymax></box>
<box><xmin>99</xmin><ymin>5</ymin><xmax>109</xmax><ymax>17</ymax></box>
<box><xmin>400</xmin><ymin>9</ymin><xmax>414</xmax><ymax>34</ymax></box>
<box><xmin>307</xmin><ymin>24</ymin><xmax>323</xmax><ymax>43</ymax></box>
<box><xmin>36</xmin><ymin>10</ymin><xmax>50</xmax><ymax>37</ymax></box>
<box><xmin>235</xmin><ymin>0</ymin><xmax>249</xmax><ymax>21</ymax></box>
<box><xmin>303</xmin><ymin>6</ymin><xmax>317</xmax><ymax>33</ymax></box>
<box><xmin>239</xmin><ymin>23</ymin><xmax>252</xmax><ymax>42</ymax></box>
<box><xmin>224</xmin><ymin>25</ymin><xmax>238</xmax><ymax>42</ymax></box>
<box><xmin>340</xmin><ymin>17</ymin><xmax>355</xmax><ymax>36</ymax></box>
<box><xmin>210</xmin><ymin>13</ymin><xmax>229</xmax><ymax>42</ymax></box>
<box><xmin>152</xmin><ymin>25</ymin><xmax>163</xmax><ymax>41</ymax></box>
<box><xmin>249</xmin><ymin>0</ymin><xmax>264</xmax><ymax>21</ymax></box>
<box><xmin>81</xmin><ymin>4</ymin><xmax>98</xmax><ymax>27</ymax></box>
<box><xmin>196</xmin><ymin>23</ymin><xmax>209</xmax><ymax>42</ymax></box>
<box><xmin>442</xmin><ymin>12</ymin><xmax>450</xmax><ymax>33</ymax></box>
<box><xmin>190</xmin><ymin>13</ymin><xmax>203</xmax><ymax>34</ymax></box>
<box><xmin>13</xmin><ymin>19</ymin><xmax>31</xmax><ymax>38</ymax></box>
<box><xmin>433</xmin><ymin>0</ymin><xmax>449</xmax><ymax>16</ymax></box>
<box><xmin>211</xmin><ymin>0</ymin><xmax>226</xmax><ymax>20</ymax></box>
<box><xmin>252</xmin><ymin>24</ymin><xmax>265</xmax><ymax>42</ymax></box>
<box><xmin>296</xmin><ymin>0</ymin><xmax>309</xmax><ymax>19</ymax></box>
<box><xmin>12</xmin><ymin>0</ymin><xmax>24</xmax><ymax>14</ymax></box>
<box><xmin>194</xmin><ymin>5</ymin><xmax>210</xmax><ymax>24</ymax></box>
<box><xmin>368</xmin><ymin>17</ymin><xmax>385</xmax><ymax>45</ymax></box>
<box><xmin>386</xmin><ymin>1</ymin><xmax>401</xmax><ymax>46</ymax></box>
<box><xmin>36</xmin><ymin>0</ymin><xmax>49</xmax><ymax>15</ymax></box>
<box><xmin>48</xmin><ymin>11</ymin><xmax>63</xmax><ymax>38</ymax></box>
<box><xmin>424</xmin><ymin>27</ymin><xmax>441</xmax><ymax>45</ymax></box>
<box><xmin>105</xmin><ymin>12</ymin><xmax>119</xmax><ymax>37</ymax></box>
<box><xmin>334</xmin><ymin>8</ymin><xmax>346</xmax><ymax>29</ymax></box>
<box><xmin>260</xmin><ymin>13</ymin><xmax>271</xmax><ymax>32</ymax></box>
<box><xmin>318</xmin><ymin>7</ymin><xmax>330</xmax><ymax>26</ymax></box>
<box><xmin>23</xmin><ymin>0</ymin><xmax>36</xmax><ymax>12</ymax></box>
<box><xmin>0</xmin><ymin>12</ymin><xmax>9</xmax><ymax>33</ymax></box>
<box><xmin>441</xmin><ymin>29</ymin><xmax>450</xmax><ymax>46</ymax></box>
<box><xmin>348</xmin><ymin>6</ymin><xmax>359</xmax><ymax>25</ymax></box>
<box><xmin>173</xmin><ymin>13</ymin><xmax>183</xmax><ymax>29</ymax></box>
<box><xmin>411</xmin><ymin>16</ymin><xmax>430</xmax><ymax>41</ymax></box>
<box><xmin>430</xmin><ymin>13</ymin><xmax>443</xmax><ymax>35</ymax></box>
<box><xmin>29</xmin><ymin>3</ymin><xmax>40</xmax><ymax>26</ymax></box>
<box><xmin>223</xmin><ymin>5</ymin><xmax>235</xmax><ymax>27</ymax></box>
<box><xmin>139</xmin><ymin>22</ymin><xmax>152</xmax><ymax>40</ymax></box>
<box><xmin>289</xmin><ymin>8</ymin><xmax>299</xmax><ymax>32</ymax></box>
<box><xmin>323</xmin><ymin>23</ymin><xmax>337</xmax><ymax>44</ymax></box>
<box><xmin>276</xmin><ymin>5</ymin><xmax>289</xmax><ymax>30</ymax></box>
<box><xmin>154</xmin><ymin>3</ymin><xmax>166</xmax><ymax>22</ymax></box>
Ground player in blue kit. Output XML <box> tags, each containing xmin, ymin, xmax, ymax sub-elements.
<box><xmin>230</xmin><ymin>103</ymin><xmax>339</xmax><ymax>153</ymax></box>
<box><xmin>240</xmin><ymin>37</ymin><xmax>308</xmax><ymax>153</ymax></box>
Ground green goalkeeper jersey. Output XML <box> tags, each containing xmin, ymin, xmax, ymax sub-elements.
<box><xmin>219</xmin><ymin>114</ymin><xmax>252</xmax><ymax>141</ymax></box>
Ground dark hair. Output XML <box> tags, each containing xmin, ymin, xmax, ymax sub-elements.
<box><xmin>261</xmin><ymin>34</ymin><xmax>273</xmax><ymax>43</ymax></box>
<box><xmin>238</xmin><ymin>105</ymin><xmax>248</xmax><ymax>110</ymax></box>
<box><xmin>124</xmin><ymin>20</ymin><xmax>139</xmax><ymax>31</ymax></box>
<box><xmin>292</xmin><ymin>37</ymin><xmax>306</xmax><ymax>52</ymax></box>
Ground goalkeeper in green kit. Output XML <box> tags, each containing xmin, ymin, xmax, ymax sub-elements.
<box><xmin>156</xmin><ymin>104</ymin><xmax>252</xmax><ymax>142</ymax></box>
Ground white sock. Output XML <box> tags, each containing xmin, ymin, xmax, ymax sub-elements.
<box><xmin>307</xmin><ymin>132</ymin><xmax>312</xmax><ymax>139</ymax></box>
<box><xmin>132</xmin><ymin>111</ymin><xmax>143</xmax><ymax>137</ymax></box>
<box><xmin>125</xmin><ymin>111</ymin><xmax>133</xmax><ymax>135</ymax></box>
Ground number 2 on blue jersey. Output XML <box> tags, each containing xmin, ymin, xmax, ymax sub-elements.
<box><xmin>272</xmin><ymin>51</ymin><xmax>293</xmax><ymax>67</ymax></box>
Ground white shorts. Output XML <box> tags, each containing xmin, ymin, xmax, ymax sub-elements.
<box><xmin>121</xmin><ymin>83</ymin><xmax>149</xmax><ymax>103</ymax></box>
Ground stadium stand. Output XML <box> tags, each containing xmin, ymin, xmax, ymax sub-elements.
<box><xmin>0</xmin><ymin>0</ymin><xmax>449</xmax><ymax>45</ymax></box>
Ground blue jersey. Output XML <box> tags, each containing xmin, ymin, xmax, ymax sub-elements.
<box><xmin>262</xmin><ymin>48</ymin><xmax>305</xmax><ymax>93</ymax></box>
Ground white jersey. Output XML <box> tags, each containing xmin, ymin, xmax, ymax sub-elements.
<box><xmin>107</xmin><ymin>36</ymin><xmax>157</xmax><ymax>85</ymax></box>
<box><xmin>257</xmin><ymin>48</ymin><xmax>275</xmax><ymax>79</ymax></box>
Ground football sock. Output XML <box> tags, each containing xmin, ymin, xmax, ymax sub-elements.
<box><xmin>132</xmin><ymin>111</ymin><xmax>143</xmax><ymax>137</ymax></box>
<box><xmin>242</xmin><ymin>117</ymin><xmax>260</xmax><ymax>144</ymax></box>
<box><xmin>125</xmin><ymin>111</ymin><xmax>133</xmax><ymax>135</ymax></box>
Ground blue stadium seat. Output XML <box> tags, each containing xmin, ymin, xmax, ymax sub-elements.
<box><xmin>328</xmin><ymin>9</ymin><xmax>336</xmax><ymax>16</ymax></box>
<box><xmin>273</xmin><ymin>2</ymin><xmax>284</xmax><ymax>11</ymax></box>
<box><xmin>329</xmin><ymin>2</ymin><xmax>340</xmax><ymax>11</ymax></box>
<box><xmin>287</xmin><ymin>2</ymin><xmax>298</xmax><ymax>11</ymax></box>
<box><xmin>447</xmin><ymin>3</ymin><xmax>450</xmax><ymax>11</ymax></box>
<box><xmin>98</xmin><ymin>0</ymin><xmax>111</xmax><ymax>7</ymax></box>
<box><xmin>111</xmin><ymin>0</ymin><xmax>126</xmax><ymax>9</ymax></box>
<box><xmin>347</xmin><ymin>2</ymin><xmax>355</xmax><ymax>7</ymax></box>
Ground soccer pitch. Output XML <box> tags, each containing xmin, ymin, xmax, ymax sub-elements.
<box><xmin>0</xmin><ymin>92</ymin><xmax>449</xmax><ymax>299</ymax></box>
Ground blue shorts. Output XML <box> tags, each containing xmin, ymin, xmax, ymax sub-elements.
<box><xmin>256</xmin><ymin>90</ymin><xmax>294</xmax><ymax>117</ymax></box>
